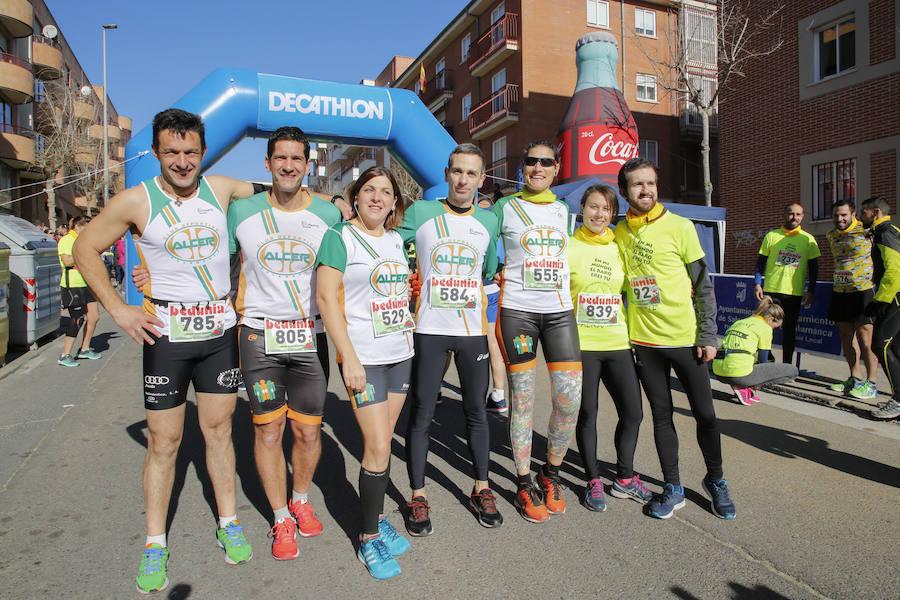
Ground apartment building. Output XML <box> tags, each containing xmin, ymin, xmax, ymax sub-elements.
<box><xmin>0</xmin><ymin>0</ymin><xmax>131</xmax><ymax>226</ymax></box>
<box><xmin>318</xmin><ymin>0</ymin><xmax>718</xmax><ymax>203</ymax></box>
<box><xmin>720</xmin><ymin>0</ymin><xmax>899</xmax><ymax>276</ymax></box>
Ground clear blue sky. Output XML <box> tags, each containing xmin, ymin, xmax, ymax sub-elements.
<box><xmin>45</xmin><ymin>0</ymin><xmax>469</xmax><ymax>181</ymax></box>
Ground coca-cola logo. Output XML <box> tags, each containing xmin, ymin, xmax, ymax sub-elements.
<box><xmin>588</xmin><ymin>132</ymin><xmax>638</xmax><ymax>167</ymax></box>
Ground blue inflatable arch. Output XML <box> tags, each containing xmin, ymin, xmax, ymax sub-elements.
<box><xmin>123</xmin><ymin>68</ymin><xmax>456</xmax><ymax>304</ymax></box>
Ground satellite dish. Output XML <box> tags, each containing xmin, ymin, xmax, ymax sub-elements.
<box><xmin>80</xmin><ymin>85</ymin><xmax>92</xmax><ymax>97</ymax></box>
<box><xmin>42</xmin><ymin>25</ymin><xmax>58</xmax><ymax>39</ymax></box>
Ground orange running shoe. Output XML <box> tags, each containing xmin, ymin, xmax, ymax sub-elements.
<box><xmin>270</xmin><ymin>518</ymin><xmax>299</xmax><ymax>560</ymax></box>
<box><xmin>536</xmin><ymin>469</ymin><xmax>566</xmax><ymax>514</ymax></box>
<box><xmin>289</xmin><ymin>500</ymin><xmax>323</xmax><ymax>537</ymax></box>
<box><xmin>515</xmin><ymin>485</ymin><xmax>549</xmax><ymax>523</ymax></box>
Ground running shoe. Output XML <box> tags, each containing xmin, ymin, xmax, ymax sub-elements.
<box><xmin>377</xmin><ymin>518</ymin><xmax>410</xmax><ymax>556</ymax></box>
<box><xmin>57</xmin><ymin>354</ymin><xmax>79</xmax><ymax>367</ymax></box>
<box><xmin>136</xmin><ymin>544</ymin><xmax>169</xmax><ymax>595</ymax></box>
<box><xmin>582</xmin><ymin>478</ymin><xmax>607</xmax><ymax>512</ymax></box>
<box><xmin>485</xmin><ymin>392</ymin><xmax>508</xmax><ymax>414</ymax></box>
<box><xmin>647</xmin><ymin>483</ymin><xmax>686</xmax><ymax>519</ymax></box>
<box><xmin>610</xmin><ymin>474</ymin><xmax>654</xmax><ymax>503</ymax></box>
<box><xmin>216</xmin><ymin>520</ymin><xmax>253</xmax><ymax>565</ymax></box>
<box><xmin>702</xmin><ymin>477</ymin><xmax>736</xmax><ymax>519</ymax></box>
<box><xmin>829</xmin><ymin>377</ymin><xmax>855</xmax><ymax>393</ymax></box>
<box><xmin>731</xmin><ymin>386</ymin><xmax>756</xmax><ymax>405</ymax></box>
<box><xmin>536</xmin><ymin>469</ymin><xmax>566</xmax><ymax>514</ymax></box>
<box><xmin>76</xmin><ymin>347</ymin><xmax>102</xmax><ymax>360</ymax></box>
<box><xmin>404</xmin><ymin>496</ymin><xmax>433</xmax><ymax>537</ymax></box>
<box><xmin>468</xmin><ymin>487</ymin><xmax>504</xmax><ymax>528</ymax></box>
<box><xmin>514</xmin><ymin>484</ymin><xmax>549</xmax><ymax>523</ymax></box>
<box><xmin>357</xmin><ymin>536</ymin><xmax>401</xmax><ymax>580</ymax></box>
<box><xmin>872</xmin><ymin>399</ymin><xmax>900</xmax><ymax>420</ymax></box>
<box><xmin>289</xmin><ymin>500</ymin><xmax>323</xmax><ymax>537</ymax></box>
<box><xmin>270</xmin><ymin>518</ymin><xmax>299</xmax><ymax>560</ymax></box>
<box><xmin>849</xmin><ymin>380</ymin><xmax>877</xmax><ymax>400</ymax></box>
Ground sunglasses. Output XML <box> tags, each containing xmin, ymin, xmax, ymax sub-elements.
<box><xmin>524</xmin><ymin>156</ymin><xmax>557</xmax><ymax>167</ymax></box>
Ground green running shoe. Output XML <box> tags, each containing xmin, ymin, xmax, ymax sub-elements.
<box><xmin>216</xmin><ymin>520</ymin><xmax>253</xmax><ymax>565</ymax></box>
<box><xmin>828</xmin><ymin>377</ymin><xmax>855</xmax><ymax>393</ymax></box>
<box><xmin>57</xmin><ymin>354</ymin><xmax>79</xmax><ymax>367</ymax></box>
<box><xmin>76</xmin><ymin>348</ymin><xmax>102</xmax><ymax>360</ymax></box>
<box><xmin>849</xmin><ymin>380</ymin><xmax>877</xmax><ymax>400</ymax></box>
<box><xmin>136</xmin><ymin>543</ymin><xmax>169</xmax><ymax>594</ymax></box>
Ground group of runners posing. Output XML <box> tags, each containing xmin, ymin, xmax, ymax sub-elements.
<box><xmin>73</xmin><ymin>109</ymin><xmax>736</xmax><ymax>593</ymax></box>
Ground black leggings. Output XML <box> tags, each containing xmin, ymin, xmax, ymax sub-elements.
<box><xmin>577</xmin><ymin>349</ymin><xmax>643</xmax><ymax>481</ymax></box>
<box><xmin>769</xmin><ymin>292</ymin><xmax>801</xmax><ymax>364</ymax></box>
<box><xmin>65</xmin><ymin>303</ymin><xmax>87</xmax><ymax>338</ymax></box>
<box><xmin>633</xmin><ymin>345</ymin><xmax>722</xmax><ymax>485</ymax></box>
<box><xmin>873</xmin><ymin>302</ymin><xmax>900</xmax><ymax>399</ymax></box>
<box><xmin>406</xmin><ymin>334</ymin><xmax>491</xmax><ymax>490</ymax></box>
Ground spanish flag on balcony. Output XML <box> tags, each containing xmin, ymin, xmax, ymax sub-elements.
<box><xmin>419</xmin><ymin>63</ymin><xmax>426</xmax><ymax>94</ymax></box>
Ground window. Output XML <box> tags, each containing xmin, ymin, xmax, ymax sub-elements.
<box><xmin>587</xmin><ymin>0</ymin><xmax>609</xmax><ymax>28</ymax></box>
<box><xmin>436</xmin><ymin>58</ymin><xmax>446</xmax><ymax>89</ymax></box>
<box><xmin>461</xmin><ymin>33</ymin><xmax>471</xmax><ymax>62</ymax></box>
<box><xmin>492</xmin><ymin>136</ymin><xmax>507</xmax><ymax>180</ymax></box>
<box><xmin>639</xmin><ymin>139</ymin><xmax>658</xmax><ymax>166</ymax></box>
<box><xmin>683</xmin><ymin>8</ymin><xmax>716</xmax><ymax>67</ymax></box>
<box><xmin>414</xmin><ymin>80</ymin><xmax>421</xmax><ymax>95</ymax></box>
<box><xmin>816</xmin><ymin>17</ymin><xmax>856</xmax><ymax>80</ymax></box>
<box><xmin>490</xmin><ymin>4</ymin><xmax>505</xmax><ymax>24</ymax></box>
<box><xmin>491</xmin><ymin>69</ymin><xmax>506</xmax><ymax>113</ymax></box>
<box><xmin>490</xmin><ymin>4</ymin><xmax>506</xmax><ymax>45</ymax></box>
<box><xmin>462</xmin><ymin>93</ymin><xmax>472</xmax><ymax>120</ymax></box>
<box><xmin>812</xmin><ymin>159</ymin><xmax>856</xmax><ymax>220</ymax></box>
<box><xmin>636</xmin><ymin>74</ymin><xmax>657</xmax><ymax>102</ymax></box>
<box><xmin>635</xmin><ymin>8</ymin><xmax>656</xmax><ymax>37</ymax></box>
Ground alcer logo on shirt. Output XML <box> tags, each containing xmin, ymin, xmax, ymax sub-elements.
<box><xmin>257</xmin><ymin>237</ymin><xmax>315</xmax><ymax>276</ymax></box>
<box><xmin>520</xmin><ymin>226</ymin><xmax>566</xmax><ymax>257</ymax></box>
<box><xmin>430</xmin><ymin>241</ymin><xmax>478</xmax><ymax>277</ymax></box>
<box><xmin>164</xmin><ymin>224</ymin><xmax>219</xmax><ymax>263</ymax></box>
<box><xmin>370</xmin><ymin>259</ymin><xmax>408</xmax><ymax>297</ymax></box>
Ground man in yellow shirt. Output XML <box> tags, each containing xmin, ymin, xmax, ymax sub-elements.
<box><xmin>754</xmin><ymin>203</ymin><xmax>820</xmax><ymax>364</ymax></box>
<box><xmin>57</xmin><ymin>216</ymin><xmax>101</xmax><ymax>367</ymax></box>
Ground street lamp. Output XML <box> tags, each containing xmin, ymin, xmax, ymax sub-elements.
<box><xmin>102</xmin><ymin>24</ymin><xmax>117</xmax><ymax>208</ymax></box>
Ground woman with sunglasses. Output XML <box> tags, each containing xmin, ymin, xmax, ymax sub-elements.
<box><xmin>317</xmin><ymin>166</ymin><xmax>414</xmax><ymax>579</ymax></box>
<box><xmin>569</xmin><ymin>184</ymin><xmax>653</xmax><ymax>512</ymax></box>
<box><xmin>491</xmin><ymin>141</ymin><xmax>582</xmax><ymax>523</ymax></box>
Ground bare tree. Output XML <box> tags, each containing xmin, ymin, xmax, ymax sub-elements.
<box><xmin>640</xmin><ymin>0</ymin><xmax>784</xmax><ymax>206</ymax></box>
<box><xmin>390</xmin><ymin>160</ymin><xmax>422</xmax><ymax>204</ymax></box>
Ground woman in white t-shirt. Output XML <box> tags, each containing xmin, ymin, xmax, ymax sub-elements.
<box><xmin>316</xmin><ymin>166</ymin><xmax>413</xmax><ymax>580</ymax></box>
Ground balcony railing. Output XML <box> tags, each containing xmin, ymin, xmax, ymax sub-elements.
<box><xmin>0</xmin><ymin>51</ymin><xmax>31</xmax><ymax>72</ymax></box>
<box><xmin>485</xmin><ymin>158</ymin><xmax>507</xmax><ymax>182</ymax></box>
<box><xmin>467</xmin><ymin>13</ymin><xmax>519</xmax><ymax>72</ymax></box>
<box><xmin>32</xmin><ymin>34</ymin><xmax>60</xmax><ymax>48</ymax></box>
<box><xmin>467</xmin><ymin>84</ymin><xmax>519</xmax><ymax>134</ymax></box>
<box><xmin>421</xmin><ymin>69</ymin><xmax>453</xmax><ymax>107</ymax></box>
<box><xmin>679</xmin><ymin>104</ymin><xmax>718</xmax><ymax>135</ymax></box>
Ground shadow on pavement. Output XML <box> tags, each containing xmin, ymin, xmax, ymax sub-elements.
<box><xmin>672</xmin><ymin>582</ymin><xmax>793</xmax><ymax>599</ymax></box>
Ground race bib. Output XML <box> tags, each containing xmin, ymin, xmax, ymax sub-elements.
<box><xmin>629</xmin><ymin>276</ymin><xmax>661</xmax><ymax>307</ymax></box>
<box><xmin>264</xmin><ymin>318</ymin><xmax>316</xmax><ymax>354</ymax></box>
<box><xmin>430</xmin><ymin>276</ymin><xmax>479</xmax><ymax>310</ymax></box>
<box><xmin>371</xmin><ymin>296</ymin><xmax>415</xmax><ymax>338</ymax></box>
<box><xmin>775</xmin><ymin>250</ymin><xmax>802</xmax><ymax>268</ymax></box>
<box><xmin>168</xmin><ymin>300</ymin><xmax>227</xmax><ymax>342</ymax></box>
<box><xmin>576</xmin><ymin>293</ymin><xmax>620</xmax><ymax>326</ymax></box>
<box><xmin>523</xmin><ymin>257</ymin><xmax>565</xmax><ymax>290</ymax></box>
<box><xmin>833</xmin><ymin>270</ymin><xmax>853</xmax><ymax>286</ymax></box>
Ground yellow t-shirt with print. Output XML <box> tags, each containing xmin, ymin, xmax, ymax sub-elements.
<box><xmin>759</xmin><ymin>227</ymin><xmax>820</xmax><ymax>296</ymax></box>
<box><xmin>713</xmin><ymin>315</ymin><xmax>772</xmax><ymax>378</ymax></box>
<box><xmin>57</xmin><ymin>231</ymin><xmax>86</xmax><ymax>288</ymax></box>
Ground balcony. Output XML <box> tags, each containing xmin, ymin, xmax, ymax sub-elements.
<box><xmin>0</xmin><ymin>0</ymin><xmax>33</xmax><ymax>38</ymax></box>
<box><xmin>104</xmin><ymin>122</ymin><xmax>121</xmax><ymax>142</ymax></box>
<box><xmin>0</xmin><ymin>52</ymin><xmax>33</xmax><ymax>104</ymax></box>
<box><xmin>467</xmin><ymin>84</ymin><xmax>519</xmax><ymax>140</ymax></box>
<box><xmin>88</xmin><ymin>123</ymin><xmax>105</xmax><ymax>142</ymax></box>
<box><xmin>679</xmin><ymin>105</ymin><xmax>718</xmax><ymax>140</ymax></box>
<box><xmin>33</xmin><ymin>96</ymin><xmax>61</xmax><ymax>134</ymax></box>
<box><xmin>113</xmin><ymin>144</ymin><xmax>125</xmax><ymax>160</ymax></box>
<box><xmin>485</xmin><ymin>158</ymin><xmax>508</xmax><ymax>183</ymax></box>
<box><xmin>32</xmin><ymin>35</ymin><xmax>62</xmax><ymax>80</ymax></box>
<box><xmin>467</xmin><ymin>13</ymin><xmax>519</xmax><ymax>77</ymax></box>
<box><xmin>74</xmin><ymin>99</ymin><xmax>96</xmax><ymax>122</ymax></box>
<box><xmin>0</xmin><ymin>123</ymin><xmax>35</xmax><ymax>167</ymax></box>
<box><xmin>421</xmin><ymin>69</ymin><xmax>453</xmax><ymax>112</ymax></box>
<box><xmin>117</xmin><ymin>115</ymin><xmax>132</xmax><ymax>130</ymax></box>
<box><xmin>74</xmin><ymin>196</ymin><xmax>98</xmax><ymax>209</ymax></box>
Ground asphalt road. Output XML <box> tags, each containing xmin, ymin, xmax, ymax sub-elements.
<box><xmin>1</xmin><ymin>312</ymin><xmax>897</xmax><ymax>599</ymax></box>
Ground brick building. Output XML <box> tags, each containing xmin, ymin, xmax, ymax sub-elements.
<box><xmin>0</xmin><ymin>0</ymin><xmax>130</xmax><ymax>227</ymax></box>
<box><xmin>318</xmin><ymin>0</ymin><xmax>718</xmax><ymax>204</ymax></box>
<box><xmin>719</xmin><ymin>0</ymin><xmax>899</xmax><ymax>277</ymax></box>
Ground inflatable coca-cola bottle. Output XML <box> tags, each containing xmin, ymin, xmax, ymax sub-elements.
<box><xmin>557</xmin><ymin>31</ymin><xmax>639</xmax><ymax>186</ymax></box>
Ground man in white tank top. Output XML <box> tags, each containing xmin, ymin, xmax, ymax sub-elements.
<box><xmin>74</xmin><ymin>109</ymin><xmax>256</xmax><ymax>594</ymax></box>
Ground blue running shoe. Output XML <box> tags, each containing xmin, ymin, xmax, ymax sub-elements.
<box><xmin>582</xmin><ymin>478</ymin><xmax>607</xmax><ymax>512</ymax></box>
<box><xmin>648</xmin><ymin>483</ymin><xmax>685</xmax><ymax>519</ymax></box>
<box><xmin>610</xmin><ymin>474</ymin><xmax>654</xmax><ymax>503</ymax></box>
<box><xmin>703</xmin><ymin>477</ymin><xmax>736</xmax><ymax>519</ymax></box>
<box><xmin>357</xmin><ymin>536</ymin><xmax>401</xmax><ymax>580</ymax></box>
<box><xmin>377</xmin><ymin>518</ymin><xmax>410</xmax><ymax>556</ymax></box>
